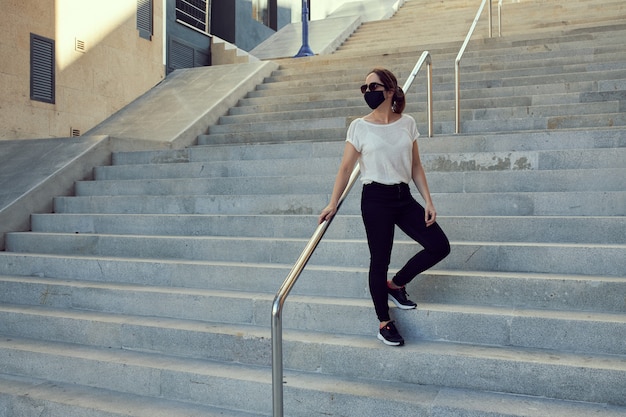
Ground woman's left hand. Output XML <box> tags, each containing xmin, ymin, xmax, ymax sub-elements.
<box><xmin>424</xmin><ymin>203</ymin><xmax>437</xmax><ymax>227</ymax></box>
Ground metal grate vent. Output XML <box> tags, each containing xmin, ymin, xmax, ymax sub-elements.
<box><xmin>30</xmin><ymin>33</ymin><xmax>55</xmax><ymax>104</ymax></box>
<box><xmin>70</xmin><ymin>128</ymin><xmax>81</xmax><ymax>137</ymax></box>
<box><xmin>75</xmin><ymin>38</ymin><xmax>86</xmax><ymax>52</ymax></box>
<box><xmin>169</xmin><ymin>38</ymin><xmax>195</xmax><ymax>71</ymax></box>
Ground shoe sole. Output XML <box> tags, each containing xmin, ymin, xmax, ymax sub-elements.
<box><xmin>377</xmin><ymin>333</ymin><xmax>404</xmax><ymax>346</ymax></box>
<box><xmin>388</xmin><ymin>295</ymin><xmax>417</xmax><ymax>310</ymax></box>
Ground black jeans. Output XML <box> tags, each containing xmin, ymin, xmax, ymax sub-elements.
<box><xmin>361</xmin><ymin>182</ymin><xmax>450</xmax><ymax>322</ymax></box>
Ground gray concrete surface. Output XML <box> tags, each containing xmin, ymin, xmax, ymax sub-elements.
<box><xmin>0</xmin><ymin>61</ymin><xmax>277</xmax><ymax>248</ymax></box>
<box><xmin>0</xmin><ymin>136</ymin><xmax>112</xmax><ymax>250</ymax></box>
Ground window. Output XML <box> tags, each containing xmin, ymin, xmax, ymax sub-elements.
<box><xmin>30</xmin><ymin>33</ymin><xmax>55</xmax><ymax>104</ymax></box>
<box><xmin>252</xmin><ymin>0</ymin><xmax>269</xmax><ymax>27</ymax></box>
<box><xmin>137</xmin><ymin>0</ymin><xmax>153</xmax><ymax>40</ymax></box>
<box><xmin>176</xmin><ymin>0</ymin><xmax>209</xmax><ymax>33</ymax></box>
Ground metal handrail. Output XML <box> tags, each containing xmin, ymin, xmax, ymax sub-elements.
<box><xmin>270</xmin><ymin>165</ymin><xmax>360</xmax><ymax>417</ymax></box>
<box><xmin>404</xmin><ymin>51</ymin><xmax>434</xmax><ymax>138</ymax></box>
<box><xmin>455</xmin><ymin>0</ymin><xmax>502</xmax><ymax>133</ymax></box>
<box><xmin>498</xmin><ymin>0</ymin><xmax>503</xmax><ymax>38</ymax></box>
<box><xmin>270</xmin><ymin>51</ymin><xmax>434</xmax><ymax>417</ymax></box>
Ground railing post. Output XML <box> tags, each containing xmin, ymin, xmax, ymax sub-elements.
<box><xmin>498</xmin><ymin>0</ymin><xmax>503</xmax><ymax>37</ymax></box>
<box><xmin>488</xmin><ymin>0</ymin><xmax>493</xmax><ymax>38</ymax></box>
<box><xmin>294</xmin><ymin>0</ymin><xmax>314</xmax><ymax>57</ymax></box>
<box><xmin>401</xmin><ymin>51</ymin><xmax>433</xmax><ymax>138</ymax></box>
<box><xmin>455</xmin><ymin>0</ymin><xmax>492</xmax><ymax>134</ymax></box>
<box><xmin>271</xmin><ymin>296</ymin><xmax>284</xmax><ymax>417</ymax></box>
<box><xmin>455</xmin><ymin>58</ymin><xmax>461</xmax><ymax>134</ymax></box>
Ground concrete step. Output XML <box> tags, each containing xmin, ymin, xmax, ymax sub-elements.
<box><xmin>0</xmin><ymin>254</ymin><xmax>624</xmax><ymax>313</ymax></box>
<box><xmin>77</xmin><ymin>168</ymin><xmax>626</xmax><ymax>197</ymax></box>
<box><xmin>2</xmin><ymin>374</ymin><xmax>623</xmax><ymax>417</ymax></box>
<box><xmin>5</xmin><ymin>232</ymin><xmax>626</xmax><ymax>277</ymax></box>
<box><xmin>339</xmin><ymin>26</ymin><xmax>624</xmax><ymax>58</ymax></box>
<box><xmin>0</xmin><ymin>373</ymin><xmax>262</xmax><ymax>417</ymax></box>
<box><xmin>113</xmin><ymin>128</ymin><xmax>626</xmax><ymax>166</ymax></box>
<box><xmin>214</xmin><ymin>93</ymin><xmax>626</xmax><ymax>139</ymax></box>
<box><xmin>243</xmin><ymin>67</ymin><xmax>626</xmax><ymax>99</ymax></box>
<box><xmin>204</xmin><ymin>104</ymin><xmax>624</xmax><ymax>139</ymax></box>
<box><xmin>266</xmin><ymin>48</ymin><xmax>626</xmax><ymax>86</ymax></box>
<box><xmin>284</xmin><ymin>32</ymin><xmax>626</xmax><ymax>73</ymax></box>
<box><xmin>337</xmin><ymin>4</ymin><xmax>626</xmax><ymax>54</ymax></box>
<box><xmin>0</xmin><ymin>292</ymin><xmax>626</xmax><ymax>358</ymax></box>
<box><xmin>0</xmin><ymin>375</ymin><xmax>621</xmax><ymax>417</ymax></box>
<box><xmin>50</xmin><ymin>189</ymin><xmax>626</xmax><ymax>217</ymax></box>
<box><xmin>198</xmin><ymin>117</ymin><xmax>626</xmax><ymax>144</ymax></box>
<box><xmin>223</xmin><ymin>90</ymin><xmax>626</xmax><ymax>133</ymax></box>
<box><xmin>5</xmin><ymin>372</ymin><xmax>623</xmax><ymax>417</ymax></box>
<box><xmin>231</xmin><ymin>78</ymin><xmax>618</xmax><ymax>111</ymax></box>
<box><xmin>96</xmin><ymin>150</ymin><xmax>626</xmax><ymax>180</ymax></box>
<box><xmin>197</xmin><ymin>127</ymin><xmax>345</xmax><ymax>145</ymax></box>
<box><xmin>454</xmin><ymin>111</ymin><xmax>626</xmax><ymax>135</ymax></box>
<box><xmin>0</xmin><ymin>335</ymin><xmax>624</xmax><ymax>409</ymax></box>
<box><xmin>29</xmin><ymin>213</ymin><xmax>626</xmax><ymax>245</ymax></box>
<box><xmin>343</xmin><ymin>21</ymin><xmax>626</xmax><ymax>47</ymax></box>
<box><xmin>265</xmin><ymin>52</ymin><xmax>626</xmax><ymax>89</ymax></box>
<box><xmin>0</xmin><ymin>285</ymin><xmax>624</xmax><ymax>355</ymax></box>
<box><xmin>343</xmin><ymin>27</ymin><xmax>626</xmax><ymax>61</ymax></box>
<box><xmin>207</xmin><ymin>116</ymin><xmax>347</xmax><ymax>135</ymax></box>
<box><xmin>215</xmin><ymin>100</ymin><xmax>620</xmax><ymax>128</ymax></box>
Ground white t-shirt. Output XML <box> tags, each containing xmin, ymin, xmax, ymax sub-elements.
<box><xmin>346</xmin><ymin>114</ymin><xmax>420</xmax><ymax>185</ymax></box>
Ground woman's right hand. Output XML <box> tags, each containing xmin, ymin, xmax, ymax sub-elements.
<box><xmin>318</xmin><ymin>204</ymin><xmax>337</xmax><ymax>224</ymax></box>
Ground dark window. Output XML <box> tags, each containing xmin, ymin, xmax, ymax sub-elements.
<box><xmin>30</xmin><ymin>33</ymin><xmax>55</xmax><ymax>104</ymax></box>
<box><xmin>176</xmin><ymin>0</ymin><xmax>209</xmax><ymax>33</ymax></box>
<box><xmin>252</xmin><ymin>0</ymin><xmax>269</xmax><ymax>27</ymax></box>
<box><xmin>137</xmin><ymin>0</ymin><xmax>153</xmax><ymax>40</ymax></box>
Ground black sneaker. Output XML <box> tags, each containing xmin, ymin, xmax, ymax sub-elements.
<box><xmin>378</xmin><ymin>321</ymin><xmax>405</xmax><ymax>346</ymax></box>
<box><xmin>388</xmin><ymin>285</ymin><xmax>417</xmax><ymax>310</ymax></box>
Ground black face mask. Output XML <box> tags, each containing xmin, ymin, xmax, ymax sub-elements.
<box><xmin>364</xmin><ymin>91</ymin><xmax>385</xmax><ymax>109</ymax></box>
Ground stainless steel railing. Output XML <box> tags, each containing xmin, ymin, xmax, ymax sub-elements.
<box><xmin>270</xmin><ymin>51</ymin><xmax>433</xmax><ymax>417</ymax></box>
<box><xmin>406</xmin><ymin>51</ymin><xmax>434</xmax><ymax>138</ymax></box>
<box><xmin>455</xmin><ymin>0</ymin><xmax>503</xmax><ymax>133</ymax></box>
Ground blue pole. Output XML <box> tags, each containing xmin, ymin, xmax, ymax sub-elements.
<box><xmin>294</xmin><ymin>0</ymin><xmax>314</xmax><ymax>57</ymax></box>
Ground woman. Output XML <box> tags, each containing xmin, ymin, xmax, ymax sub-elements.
<box><xmin>319</xmin><ymin>68</ymin><xmax>450</xmax><ymax>346</ymax></box>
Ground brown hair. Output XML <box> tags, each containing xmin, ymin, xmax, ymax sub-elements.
<box><xmin>368</xmin><ymin>68</ymin><xmax>406</xmax><ymax>114</ymax></box>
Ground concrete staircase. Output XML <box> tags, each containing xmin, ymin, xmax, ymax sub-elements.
<box><xmin>1</xmin><ymin>0</ymin><xmax>625</xmax><ymax>415</ymax></box>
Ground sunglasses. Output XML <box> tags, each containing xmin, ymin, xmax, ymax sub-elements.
<box><xmin>360</xmin><ymin>82</ymin><xmax>386</xmax><ymax>94</ymax></box>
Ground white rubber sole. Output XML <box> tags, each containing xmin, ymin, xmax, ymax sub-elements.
<box><xmin>388</xmin><ymin>295</ymin><xmax>417</xmax><ymax>310</ymax></box>
<box><xmin>377</xmin><ymin>332</ymin><xmax>404</xmax><ymax>346</ymax></box>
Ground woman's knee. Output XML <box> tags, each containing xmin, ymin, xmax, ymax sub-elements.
<box><xmin>438</xmin><ymin>238</ymin><xmax>451</xmax><ymax>260</ymax></box>
<box><xmin>434</xmin><ymin>234</ymin><xmax>451</xmax><ymax>261</ymax></box>
<box><xmin>427</xmin><ymin>230</ymin><xmax>450</xmax><ymax>261</ymax></box>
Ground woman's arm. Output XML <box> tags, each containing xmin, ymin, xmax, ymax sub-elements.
<box><xmin>411</xmin><ymin>141</ymin><xmax>437</xmax><ymax>227</ymax></box>
<box><xmin>318</xmin><ymin>142</ymin><xmax>360</xmax><ymax>224</ymax></box>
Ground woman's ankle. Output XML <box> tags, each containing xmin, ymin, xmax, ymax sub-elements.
<box><xmin>387</xmin><ymin>280</ymin><xmax>402</xmax><ymax>290</ymax></box>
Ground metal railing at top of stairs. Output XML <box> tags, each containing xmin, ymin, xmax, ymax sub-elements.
<box><xmin>270</xmin><ymin>50</ymin><xmax>433</xmax><ymax>417</ymax></box>
<box><xmin>455</xmin><ymin>0</ymin><xmax>503</xmax><ymax>134</ymax></box>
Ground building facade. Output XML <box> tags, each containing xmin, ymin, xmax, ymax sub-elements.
<box><xmin>0</xmin><ymin>0</ymin><xmax>352</xmax><ymax>141</ymax></box>
<box><xmin>1</xmin><ymin>0</ymin><xmax>166</xmax><ymax>140</ymax></box>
